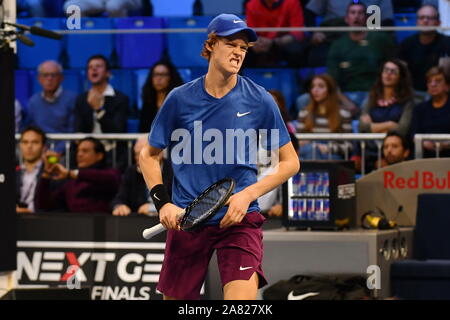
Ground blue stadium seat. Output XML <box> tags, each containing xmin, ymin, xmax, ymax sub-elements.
<box><xmin>394</xmin><ymin>13</ymin><xmax>417</xmax><ymax>43</ymax></box>
<box><xmin>15</xmin><ymin>70</ymin><xmax>33</xmax><ymax>112</ymax></box>
<box><xmin>201</xmin><ymin>0</ymin><xmax>243</xmax><ymax>16</ymax></box>
<box><xmin>152</xmin><ymin>0</ymin><xmax>195</xmax><ymax>16</ymax></box>
<box><xmin>177</xmin><ymin>68</ymin><xmax>193</xmax><ymax>83</ymax></box>
<box><xmin>30</xmin><ymin>69</ymin><xmax>84</xmax><ymax>97</ymax></box>
<box><xmin>166</xmin><ymin>17</ymin><xmax>210</xmax><ymax>68</ymax></box>
<box><xmin>17</xmin><ymin>18</ymin><xmax>63</xmax><ymax>69</ymax></box>
<box><xmin>242</xmin><ymin>68</ymin><xmax>299</xmax><ymax>110</ymax></box>
<box><xmin>65</xmin><ymin>18</ymin><xmax>115</xmax><ymax>68</ymax></box>
<box><xmin>134</xmin><ymin>69</ymin><xmax>150</xmax><ymax>111</ymax></box>
<box><xmin>114</xmin><ymin>17</ymin><xmax>165</xmax><ymax>68</ymax></box>
<box><xmin>109</xmin><ymin>69</ymin><xmax>137</xmax><ymax>109</ymax></box>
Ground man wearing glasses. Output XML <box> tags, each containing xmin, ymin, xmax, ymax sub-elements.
<box><xmin>399</xmin><ymin>4</ymin><xmax>450</xmax><ymax>93</ymax></box>
<box><xmin>25</xmin><ymin>60</ymin><xmax>77</xmax><ymax>153</ymax></box>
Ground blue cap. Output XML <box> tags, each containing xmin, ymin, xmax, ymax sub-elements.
<box><xmin>207</xmin><ymin>14</ymin><xmax>258</xmax><ymax>42</ymax></box>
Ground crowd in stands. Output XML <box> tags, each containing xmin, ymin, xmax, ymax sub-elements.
<box><xmin>14</xmin><ymin>0</ymin><xmax>450</xmax><ymax>217</ymax></box>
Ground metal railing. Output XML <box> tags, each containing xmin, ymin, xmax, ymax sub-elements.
<box><xmin>15</xmin><ymin>133</ymin><xmax>450</xmax><ymax>175</ymax></box>
<box><xmin>414</xmin><ymin>134</ymin><xmax>450</xmax><ymax>159</ymax></box>
<box><xmin>15</xmin><ymin>133</ymin><xmax>145</xmax><ymax>169</ymax></box>
<box><xmin>295</xmin><ymin>133</ymin><xmax>386</xmax><ymax>175</ymax></box>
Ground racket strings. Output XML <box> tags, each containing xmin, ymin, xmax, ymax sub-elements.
<box><xmin>182</xmin><ymin>182</ymin><xmax>232</xmax><ymax>230</ymax></box>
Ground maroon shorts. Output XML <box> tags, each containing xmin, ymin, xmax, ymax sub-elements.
<box><xmin>156</xmin><ymin>211</ymin><xmax>267</xmax><ymax>300</ymax></box>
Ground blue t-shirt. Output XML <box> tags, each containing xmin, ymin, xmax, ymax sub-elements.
<box><xmin>149</xmin><ymin>75</ymin><xmax>291</xmax><ymax>224</ymax></box>
<box><xmin>369</xmin><ymin>103</ymin><xmax>404</xmax><ymax>124</ymax></box>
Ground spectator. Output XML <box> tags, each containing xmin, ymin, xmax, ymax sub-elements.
<box><xmin>398</xmin><ymin>4</ymin><xmax>450</xmax><ymax>93</ymax></box>
<box><xmin>25</xmin><ymin>60</ymin><xmax>77</xmax><ymax>153</ymax></box>
<box><xmin>297</xmin><ymin>74</ymin><xmax>353</xmax><ymax>160</ymax></box>
<box><xmin>423</xmin><ymin>0</ymin><xmax>450</xmax><ymax>36</ymax></box>
<box><xmin>258</xmin><ymin>90</ymin><xmax>300</xmax><ymax>219</ymax></box>
<box><xmin>35</xmin><ymin>137</ymin><xmax>121</xmax><ymax>213</ymax></box>
<box><xmin>359</xmin><ymin>59</ymin><xmax>419</xmax><ymax>137</ymax></box>
<box><xmin>139</xmin><ymin>60</ymin><xmax>184</xmax><ymax>133</ymax></box>
<box><xmin>410</xmin><ymin>66</ymin><xmax>450</xmax><ymax>157</ymax></box>
<box><xmin>63</xmin><ymin>0</ymin><xmax>141</xmax><ymax>17</ymax></box>
<box><xmin>306</xmin><ymin>0</ymin><xmax>394</xmax><ymax>67</ymax></box>
<box><xmin>327</xmin><ymin>1</ymin><xmax>396</xmax><ymax>107</ymax></box>
<box><xmin>268</xmin><ymin>89</ymin><xmax>299</xmax><ymax>153</ymax></box>
<box><xmin>245</xmin><ymin>0</ymin><xmax>306</xmax><ymax>67</ymax></box>
<box><xmin>356</xmin><ymin>59</ymin><xmax>419</xmax><ymax>172</ymax></box>
<box><xmin>379</xmin><ymin>131</ymin><xmax>411</xmax><ymax>168</ymax></box>
<box><xmin>111</xmin><ymin>135</ymin><xmax>173</xmax><ymax>216</ymax></box>
<box><xmin>74</xmin><ymin>54</ymin><xmax>129</xmax><ymax>169</ymax></box>
<box><xmin>16</xmin><ymin>126</ymin><xmax>46</xmax><ymax>214</ymax></box>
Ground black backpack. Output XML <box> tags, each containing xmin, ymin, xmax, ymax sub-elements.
<box><xmin>262</xmin><ymin>274</ymin><xmax>371</xmax><ymax>300</ymax></box>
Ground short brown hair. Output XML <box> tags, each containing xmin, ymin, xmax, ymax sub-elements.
<box><xmin>201</xmin><ymin>33</ymin><xmax>220</xmax><ymax>61</ymax></box>
<box><xmin>200</xmin><ymin>32</ymin><xmax>253</xmax><ymax>61</ymax></box>
<box><xmin>426</xmin><ymin>66</ymin><xmax>450</xmax><ymax>84</ymax></box>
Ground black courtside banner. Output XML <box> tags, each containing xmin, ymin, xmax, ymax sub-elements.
<box><xmin>0</xmin><ymin>46</ymin><xmax>17</xmax><ymax>272</ymax></box>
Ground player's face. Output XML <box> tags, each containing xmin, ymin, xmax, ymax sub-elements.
<box><xmin>152</xmin><ymin>64</ymin><xmax>171</xmax><ymax>92</ymax></box>
<box><xmin>76</xmin><ymin>140</ymin><xmax>104</xmax><ymax>168</ymax></box>
<box><xmin>382</xmin><ymin>62</ymin><xmax>400</xmax><ymax>87</ymax></box>
<box><xmin>211</xmin><ymin>32</ymin><xmax>249</xmax><ymax>75</ymax></box>
<box><xmin>310</xmin><ymin>77</ymin><xmax>329</xmax><ymax>103</ymax></box>
<box><xmin>383</xmin><ymin>136</ymin><xmax>408</xmax><ymax>165</ymax></box>
<box><xmin>87</xmin><ymin>59</ymin><xmax>110</xmax><ymax>86</ymax></box>
<box><xmin>20</xmin><ymin>131</ymin><xmax>45</xmax><ymax>163</ymax></box>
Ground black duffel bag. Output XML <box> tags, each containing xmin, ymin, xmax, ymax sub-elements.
<box><xmin>262</xmin><ymin>274</ymin><xmax>371</xmax><ymax>300</ymax></box>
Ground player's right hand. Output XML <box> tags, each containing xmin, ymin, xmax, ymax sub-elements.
<box><xmin>159</xmin><ymin>203</ymin><xmax>184</xmax><ymax>230</ymax></box>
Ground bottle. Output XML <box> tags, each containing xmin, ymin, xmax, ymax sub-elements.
<box><xmin>292</xmin><ymin>199</ymin><xmax>299</xmax><ymax>220</ymax></box>
<box><xmin>323</xmin><ymin>199</ymin><xmax>330</xmax><ymax>221</ymax></box>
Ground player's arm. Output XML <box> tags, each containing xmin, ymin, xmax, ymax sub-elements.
<box><xmin>220</xmin><ymin>141</ymin><xmax>300</xmax><ymax>228</ymax></box>
<box><xmin>140</xmin><ymin>144</ymin><xmax>182</xmax><ymax>230</ymax></box>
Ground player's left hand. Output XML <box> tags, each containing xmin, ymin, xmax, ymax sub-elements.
<box><xmin>220</xmin><ymin>190</ymin><xmax>253</xmax><ymax>228</ymax></box>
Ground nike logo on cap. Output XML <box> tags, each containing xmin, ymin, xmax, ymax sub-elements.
<box><xmin>233</xmin><ymin>20</ymin><xmax>243</xmax><ymax>24</ymax></box>
<box><xmin>239</xmin><ymin>266</ymin><xmax>253</xmax><ymax>271</ymax></box>
<box><xmin>287</xmin><ymin>291</ymin><xmax>320</xmax><ymax>300</ymax></box>
<box><xmin>237</xmin><ymin>111</ymin><xmax>251</xmax><ymax>117</ymax></box>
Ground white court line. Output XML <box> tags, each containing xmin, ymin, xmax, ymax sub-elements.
<box><xmin>17</xmin><ymin>241</ymin><xmax>165</xmax><ymax>250</ymax></box>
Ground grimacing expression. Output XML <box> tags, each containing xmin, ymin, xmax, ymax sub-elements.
<box><xmin>209</xmin><ymin>32</ymin><xmax>249</xmax><ymax>75</ymax></box>
<box><xmin>20</xmin><ymin>131</ymin><xmax>45</xmax><ymax>163</ymax></box>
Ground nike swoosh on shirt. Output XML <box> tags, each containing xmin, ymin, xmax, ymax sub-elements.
<box><xmin>237</xmin><ymin>112</ymin><xmax>251</xmax><ymax>117</ymax></box>
<box><xmin>239</xmin><ymin>266</ymin><xmax>253</xmax><ymax>271</ymax></box>
<box><xmin>287</xmin><ymin>291</ymin><xmax>320</xmax><ymax>300</ymax></box>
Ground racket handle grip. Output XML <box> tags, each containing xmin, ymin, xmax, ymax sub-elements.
<box><xmin>142</xmin><ymin>223</ymin><xmax>166</xmax><ymax>240</ymax></box>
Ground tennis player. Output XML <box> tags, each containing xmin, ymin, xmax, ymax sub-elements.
<box><xmin>140</xmin><ymin>13</ymin><xmax>300</xmax><ymax>300</ymax></box>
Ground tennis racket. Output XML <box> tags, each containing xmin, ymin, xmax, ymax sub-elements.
<box><xmin>142</xmin><ymin>178</ymin><xmax>235</xmax><ymax>240</ymax></box>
